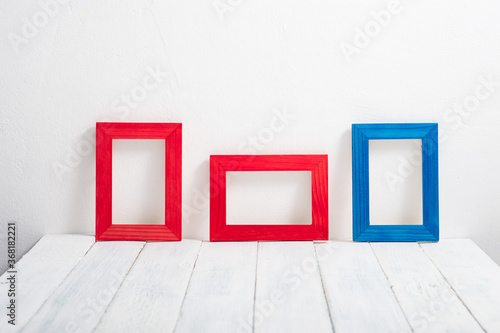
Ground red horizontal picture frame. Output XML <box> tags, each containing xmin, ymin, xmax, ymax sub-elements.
<box><xmin>96</xmin><ymin>122</ymin><xmax>182</xmax><ymax>241</ymax></box>
<box><xmin>210</xmin><ymin>155</ymin><xmax>329</xmax><ymax>241</ymax></box>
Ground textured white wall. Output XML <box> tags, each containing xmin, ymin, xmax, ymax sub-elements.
<box><xmin>1</xmin><ymin>0</ymin><xmax>500</xmax><ymax>273</ymax></box>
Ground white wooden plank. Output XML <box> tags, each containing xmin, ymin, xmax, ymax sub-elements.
<box><xmin>174</xmin><ymin>242</ymin><xmax>258</xmax><ymax>333</ymax></box>
<box><xmin>22</xmin><ymin>241</ymin><xmax>145</xmax><ymax>333</ymax></box>
<box><xmin>0</xmin><ymin>234</ymin><xmax>95</xmax><ymax>332</ymax></box>
<box><xmin>254</xmin><ymin>242</ymin><xmax>332</xmax><ymax>333</ymax></box>
<box><xmin>94</xmin><ymin>240</ymin><xmax>202</xmax><ymax>333</ymax></box>
<box><xmin>315</xmin><ymin>242</ymin><xmax>411</xmax><ymax>333</ymax></box>
<box><xmin>421</xmin><ymin>239</ymin><xmax>500</xmax><ymax>332</ymax></box>
<box><xmin>371</xmin><ymin>242</ymin><xmax>483</xmax><ymax>333</ymax></box>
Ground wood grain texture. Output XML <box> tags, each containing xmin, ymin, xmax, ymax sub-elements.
<box><xmin>0</xmin><ymin>235</ymin><xmax>94</xmax><ymax>332</ymax></box>
<box><xmin>210</xmin><ymin>154</ymin><xmax>328</xmax><ymax>241</ymax></box>
<box><xmin>22</xmin><ymin>241</ymin><xmax>145</xmax><ymax>333</ymax></box>
<box><xmin>371</xmin><ymin>242</ymin><xmax>482</xmax><ymax>332</ymax></box>
<box><xmin>96</xmin><ymin>122</ymin><xmax>182</xmax><ymax>241</ymax></box>
<box><xmin>421</xmin><ymin>239</ymin><xmax>500</xmax><ymax>331</ymax></box>
<box><xmin>352</xmin><ymin>123</ymin><xmax>439</xmax><ymax>242</ymax></box>
<box><xmin>7</xmin><ymin>237</ymin><xmax>500</xmax><ymax>332</ymax></box>
<box><xmin>254</xmin><ymin>242</ymin><xmax>332</xmax><ymax>333</ymax></box>
<box><xmin>315</xmin><ymin>241</ymin><xmax>411</xmax><ymax>333</ymax></box>
<box><xmin>95</xmin><ymin>240</ymin><xmax>202</xmax><ymax>333</ymax></box>
<box><xmin>174</xmin><ymin>242</ymin><xmax>258</xmax><ymax>333</ymax></box>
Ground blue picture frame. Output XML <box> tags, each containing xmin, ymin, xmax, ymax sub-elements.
<box><xmin>352</xmin><ymin>123</ymin><xmax>439</xmax><ymax>242</ymax></box>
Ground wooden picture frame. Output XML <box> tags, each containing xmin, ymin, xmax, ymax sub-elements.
<box><xmin>96</xmin><ymin>122</ymin><xmax>182</xmax><ymax>241</ymax></box>
<box><xmin>210</xmin><ymin>154</ymin><xmax>329</xmax><ymax>241</ymax></box>
<box><xmin>352</xmin><ymin>123</ymin><xmax>439</xmax><ymax>242</ymax></box>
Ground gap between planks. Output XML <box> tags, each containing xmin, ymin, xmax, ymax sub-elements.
<box><xmin>253</xmin><ymin>242</ymin><xmax>332</xmax><ymax>333</ymax></box>
<box><xmin>420</xmin><ymin>240</ymin><xmax>500</xmax><ymax>332</ymax></box>
<box><xmin>369</xmin><ymin>243</ymin><xmax>414</xmax><ymax>331</ymax></box>
<box><xmin>251</xmin><ymin>241</ymin><xmax>260</xmax><ymax>332</ymax></box>
<box><xmin>370</xmin><ymin>242</ymin><xmax>483</xmax><ymax>332</ymax></box>
<box><xmin>171</xmin><ymin>241</ymin><xmax>203</xmax><ymax>333</ymax></box>
<box><xmin>22</xmin><ymin>241</ymin><xmax>147</xmax><ymax>332</ymax></box>
<box><xmin>0</xmin><ymin>235</ymin><xmax>96</xmax><ymax>332</ymax></box>
<box><xmin>96</xmin><ymin>240</ymin><xmax>202</xmax><ymax>333</ymax></box>
<box><xmin>313</xmin><ymin>245</ymin><xmax>336</xmax><ymax>333</ymax></box>
<box><xmin>418</xmin><ymin>242</ymin><xmax>486</xmax><ymax>332</ymax></box>
<box><xmin>316</xmin><ymin>241</ymin><xmax>411</xmax><ymax>333</ymax></box>
<box><xmin>173</xmin><ymin>242</ymin><xmax>259</xmax><ymax>332</ymax></box>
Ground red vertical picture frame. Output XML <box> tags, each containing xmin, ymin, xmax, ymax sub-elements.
<box><xmin>96</xmin><ymin>122</ymin><xmax>182</xmax><ymax>241</ymax></box>
<box><xmin>210</xmin><ymin>154</ymin><xmax>329</xmax><ymax>241</ymax></box>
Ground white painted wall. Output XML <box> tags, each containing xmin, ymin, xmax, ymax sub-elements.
<box><xmin>1</xmin><ymin>0</ymin><xmax>500</xmax><ymax>273</ymax></box>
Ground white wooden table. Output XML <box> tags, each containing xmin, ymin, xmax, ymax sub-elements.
<box><xmin>1</xmin><ymin>236</ymin><xmax>499</xmax><ymax>333</ymax></box>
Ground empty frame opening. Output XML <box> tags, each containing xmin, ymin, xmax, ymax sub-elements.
<box><xmin>369</xmin><ymin>139</ymin><xmax>423</xmax><ymax>225</ymax></box>
<box><xmin>226</xmin><ymin>171</ymin><xmax>312</xmax><ymax>225</ymax></box>
<box><xmin>112</xmin><ymin>139</ymin><xmax>165</xmax><ymax>225</ymax></box>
